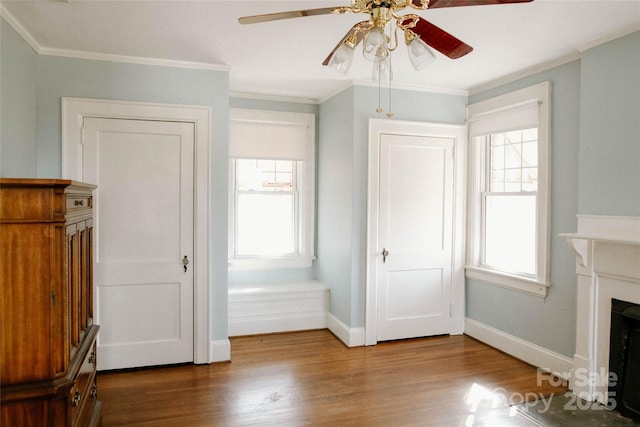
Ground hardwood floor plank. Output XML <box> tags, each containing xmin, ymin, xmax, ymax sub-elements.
<box><xmin>97</xmin><ymin>330</ymin><xmax>567</xmax><ymax>426</ymax></box>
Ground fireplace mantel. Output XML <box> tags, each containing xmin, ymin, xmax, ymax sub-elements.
<box><xmin>561</xmin><ymin>215</ymin><xmax>640</xmax><ymax>403</ymax></box>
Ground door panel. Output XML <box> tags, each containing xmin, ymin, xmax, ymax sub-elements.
<box><xmin>82</xmin><ymin>117</ymin><xmax>194</xmax><ymax>370</ymax></box>
<box><xmin>377</xmin><ymin>134</ymin><xmax>453</xmax><ymax>341</ymax></box>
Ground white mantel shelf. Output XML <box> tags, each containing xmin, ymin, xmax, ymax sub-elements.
<box><xmin>561</xmin><ymin>215</ymin><xmax>640</xmax><ymax>404</ymax></box>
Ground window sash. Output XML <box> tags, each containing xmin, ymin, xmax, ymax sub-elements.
<box><xmin>481</xmin><ymin>191</ymin><xmax>537</xmax><ymax>277</ymax></box>
<box><xmin>233</xmin><ymin>160</ymin><xmax>300</xmax><ymax>258</ymax></box>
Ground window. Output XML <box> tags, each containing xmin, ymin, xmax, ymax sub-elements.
<box><xmin>229</xmin><ymin>109</ymin><xmax>315</xmax><ymax>270</ymax></box>
<box><xmin>466</xmin><ymin>82</ymin><xmax>551</xmax><ymax>297</ymax></box>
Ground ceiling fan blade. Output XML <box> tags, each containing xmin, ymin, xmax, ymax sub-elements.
<box><xmin>322</xmin><ymin>21</ymin><xmax>372</xmax><ymax>66</ymax></box>
<box><xmin>239</xmin><ymin>7</ymin><xmax>348</xmax><ymax>25</ymax></box>
<box><xmin>426</xmin><ymin>0</ymin><xmax>533</xmax><ymax>9</ymax></box>
<box><xmin>400</xmin><ymin>15</ymin><xmax>473</xmax><ymax>59</ymax></box>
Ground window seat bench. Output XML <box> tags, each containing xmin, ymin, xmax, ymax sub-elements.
<box><xmin>228</xmin><ymin>281</ymin><xmax>330</xmax><ymax>336</ymax></box>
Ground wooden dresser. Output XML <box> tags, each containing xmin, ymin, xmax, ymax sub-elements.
<box><xmin>0</xmin><ymin>178</ymin><xmax>102</xmax><ymax>426</ymax></box>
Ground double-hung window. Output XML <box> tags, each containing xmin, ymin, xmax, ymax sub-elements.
<box><xmin>466</xmin><ymin>82</ymin><xmax>551</xmax><ymax>297</ymax></box>
<box><xmin>229</xmin><ymin>109</ymin><xmax>315</xmax><ymax>270</ymax></box>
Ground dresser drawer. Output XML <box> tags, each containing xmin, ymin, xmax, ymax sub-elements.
<box><xmin>66</xmin><ymin>195</ymin><xmax>92</xmax><ymax>212</ymax></box>
<box><xmin>69</xmin><ymin>343</ymin><xmax>98</xmax><ymax>426</ymax></box>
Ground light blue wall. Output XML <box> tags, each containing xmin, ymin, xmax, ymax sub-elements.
<box><xmin>1</xmin><ymin>18</ymin><xmax>38</xmax><ymax>177</ymax></box>
<box><xmin>317</xmin><ymin>85</ymin><xmax>467</xmax><ymax>326</ymax></box>
<box><xmin>228</xmin><ymin>97</ymin><xmax>319</xmax><ymax>286</ymax></box>
<box><xmin>467</xmin><ymin>32</ymin><xmax>640</xmax><ymax>358</ymax></box>
<box><xmin>467</xmin><ymin>61</ymin><xmax>581</xmax><ymax>358</ymax></box>
<box><xmin>317</xmin><ymin>88</ymin><xmax>355</xmax><ymax>324</ymax></box>
<box><xmin>578</xmin><ymin>31</ymin><xmax>640</xmax><ymax>215</ymax></box>
<box><xmin>0</xmin><ymin>19</ymin><xmax>230</xmax><ymax>341</ymax></box>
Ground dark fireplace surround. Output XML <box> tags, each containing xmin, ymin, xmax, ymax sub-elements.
<box><xmin>608</xmin><ymin>299</ymin><xmax>640</xmax><ymax>421</ymax></box>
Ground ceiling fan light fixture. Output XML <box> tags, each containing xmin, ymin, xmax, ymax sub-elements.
<box><xmin>406</xmin><ymin>31</ymin><xmax>435</xmax><ymax>70</ymax></box>
<box><xmin>372</xmin><ymin>55</ymin><xmax>392</xmax><ymax>82</ymax></box>
<box><xmin>328</xmin><ymin>42</ymin><xmax>356</xmax><ymax>74</ymax></box>
<box><xmin>363</xmin><ymin>27</ymin><xmax>389</xmax><ymax>62</ymax></box>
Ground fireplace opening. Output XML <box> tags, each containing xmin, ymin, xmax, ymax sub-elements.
<box><xmin>608</xmin><ymin>298</ymin><xmax>640</xmax><ymax>421</ymax></box>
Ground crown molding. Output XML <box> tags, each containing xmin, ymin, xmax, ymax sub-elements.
<box><xmin>578</xmin><ymin>23</ymin><xmax>640</xmax><ymax>53</ymax></box>
<box><xmin>469</xmin><ymin>26</ymin><xmax>640</xmax><ymax>96</ymax></box>
<box><xmin>468</xmin><ymin>52</ymin><xmax>581</xmax><ymax>96</ymax></box>
<box><xmin>353</xmin><ymin>79</ymin><xmax>468</xmax><ymax>97</ymax></box>
<box><xmin>39</xmin><ymin>47</ymin><xmax>231</xmax><ymax>72</ymax></box>
<box><xmin>0</xmin><ymin>5</ymin><xmax>230</xmax><ymax>72</ymax></box>
<box><xmin>229</xmin><ymin>91</ymin><xmax>320</xmax><ymax>105</ymax></box>
<box><xmin>1</xmin><ymin>5</ymin><xmax>41</xmax><ymax>54</ymax></box>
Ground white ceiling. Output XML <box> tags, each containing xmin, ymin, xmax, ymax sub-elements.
<box><xmin>2</xmin><ymin>0</ymin><xmax>639</xmax><ymax>101</ymax></box>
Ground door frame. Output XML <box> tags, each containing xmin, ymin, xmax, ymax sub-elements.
<box><xmin>365</xmin><ymin>119</ymin><xmax>467</xmax><ymax>346</ymax></box>
<box><xmin>61</xmin><ymin>97</ymin><xmax>211</xmax><ymax>364</ymax></box>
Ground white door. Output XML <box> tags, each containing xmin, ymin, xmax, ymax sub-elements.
<box><xmin>376</xmin><ymin>133</ymin><xmax>454</xmax><ymax>341</ymax></box>
<box><xmin>82</xmin><ymin>117</ymin><xmax>194</xmax><ymax>370</ymax></box>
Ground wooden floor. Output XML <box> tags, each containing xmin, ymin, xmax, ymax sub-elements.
<box><xmin>97</xmin><ymin>330</ymin><xmax>568</xmax><ymax>426</ymax></box>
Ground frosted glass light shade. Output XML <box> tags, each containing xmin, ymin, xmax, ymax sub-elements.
<box><xmin>407</xmin><ymin>37</ymin><xmax>435</xmax><ymax>70</ymax></box>
<box><xmin>328</xmin><ymin>43</ymin><xmax>355</xmax><ymax>74</ymax></box>
<box><xmin>363</xmin><ymin>27</ymin><xmax>388</xmax><ymax>62</ymax></box>
<box><xmin>372</xmin><ymin>56</ymin><xmax>392</xmax><ymax>82</ymax></box>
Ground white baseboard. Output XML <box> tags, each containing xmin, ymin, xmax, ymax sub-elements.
<box><xmin>209</xmin><ymin>339</ymin><xmax>231</xmax><ymax>363</ymax></box>
<box><xmin>327</xmin><ymin>313</ymin><xmax>365</xmax><ymax>347</ymax></box>
<box><xmin>464</xmin><ymin>318</ymin><xmax>573</xmax><ymax>383</ymax></box>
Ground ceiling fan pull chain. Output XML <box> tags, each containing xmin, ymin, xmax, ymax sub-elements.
<box><xmin>377</xmin><ymin>63</ymin><xmax>383</xmax><ymax>113</ymax></box>
<box><xmin>387</xmin><ymin>53</ymin><xmax>394</xmax><ymax>118</ymax></box>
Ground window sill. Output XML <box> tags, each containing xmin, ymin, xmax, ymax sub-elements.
<box><xmin>465</xmin><ymin>266</ymin><xmax>550</xmax><ymax>297</ymax></box>
<box><xmin>228</xmin><ymin>256</ymin><xmax>315</xmax><ymax>271</ymax></box>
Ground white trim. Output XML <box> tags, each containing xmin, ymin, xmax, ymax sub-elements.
<box><xmin>465</xmin><ymin>318</ymin><xmax>574</xmax><ymax>384</ymax></box>
<box><xmin>61</xmin><ymin>97</ymin><xmax>211</xmax><ymax>365</ymax></box>
<box><xmin>469</xmin><ymin>53</ymin><xmax>580</xmax><ymax>95</ymax></box>
<box><xmin>41</xmin><ymin>48</ymin><xmax>230</xmax><ymax>72</ymax></box>
<box><xmin>353</xmin><ymin>79</ymin><xmax>469</xmax><ymax>97</ymax></box>
<box><xmin>230</xmin><ymin>91</ymin><xmax>320</xmax><ymax>106</ymax></box>
<box><xmin>466</xmin><ymin>81</ymin><xmax>552</xmax><ymax>297</ymax></box>
<box><xmin>366</xmin><ymin>119</ymin><xmax>467</xmax><ymax>346</ymax></box>
<box><xmin>0</xmin><ymin>5</ymin><xmax>229</xmax><ymax>72</ymax></box>
<box><xmin>209</xmin><ymin>339</ymin><xmax>231</xmax><ymax>363</ymax></box>
<box><xmin>465</xmin><ymin>267</ymin><xmax>549</xmax><ymax>298</ymax></box>
<box><xmin>561</xmin><ymin>216</ymin><xmax>640</xmax><ymax>403</ymax></box>
<box><xmin>327</xmin><ymin>313</ymin><xmax>365</xmax><ymax>348</ymax></box>
<box><xmin>577</xmin><ymin>23</ymin><xmax>640</xmax><ymax>53</ymax></box>
<box><xmin>0</xmin><ymin>5</ymin><xmax>40</xmax><ymax>54</ymax></box>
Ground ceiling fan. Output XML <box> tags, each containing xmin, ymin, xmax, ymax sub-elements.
<box><xmin>239</xmin><ymin>0</ymin><xmax>534</xmax><ymax>74</ymax></box>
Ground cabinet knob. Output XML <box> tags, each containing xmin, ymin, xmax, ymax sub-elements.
<box><xmin>74</xmin><ymin>200</ymin><xmax>84</xmax><ymax>207</ymax></box>
<box><xmin>183</xmin><ymin>255</ymin><xmax>190</xmax><ymax>272</ymax></box>
<box><xmin>72</xmin><ymin>390</ymin><xmax>81</xmax><ymax>407</ymax></box>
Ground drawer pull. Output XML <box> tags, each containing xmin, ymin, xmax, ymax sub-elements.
<box><xmin>74</xmin><ymin>200</ymin><xmax>84</xmax><ymax>207</ymax></box>
<box><xmin>91</xmin><ymin>384</ymin><xmax>98</xmax><ymax>399</ymax></box>
<box><xmin>72</xmin><ymin>390</ymin><xmax>81</xmax><ymax>407</ymax></box>
<box><xmin>89</xmin><ymin>351</ymin><xmax>96</xmax><ymax>365</ymax></box>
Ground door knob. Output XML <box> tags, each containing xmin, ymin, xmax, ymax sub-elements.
<box><xmin>382</xmin><ymin>248</ymin><xmax>389</xmax><ymax>263</ymax></box>
<box><xmin>183</xmin><ymin>255</ymin><xmax>190</xmax><ymax>272</ymax></box>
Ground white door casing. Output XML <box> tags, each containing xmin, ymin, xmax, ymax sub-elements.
<box><xmin>61</xmin><ymin>98</ymin><xmax>211</xmax><ymax>365</ymax></box>
<box><xmin>366</xmin><ymin>119</ymin><xmax>466</xmax><ymax>346</ymax></box>
<box><xmin>83</xmin><ymin>117</ymin><xmax>194</xmax><ymax>370</ymax></box>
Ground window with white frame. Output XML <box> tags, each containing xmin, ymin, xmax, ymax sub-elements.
<box><xmin>466</xmin><ymin>82</ymin><xmax>551</xmax><ymax>297</ymax></box>
<box><xmin>229</xmin><ymin>109</ymin><xmax>315</xmax><ymax>270</ymax></box>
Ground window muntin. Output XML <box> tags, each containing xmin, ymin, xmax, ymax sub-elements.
<box><xmin>481</xmin><ymin>129</ymin><xmax>538</xmax><ymax>276</ymax></box>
